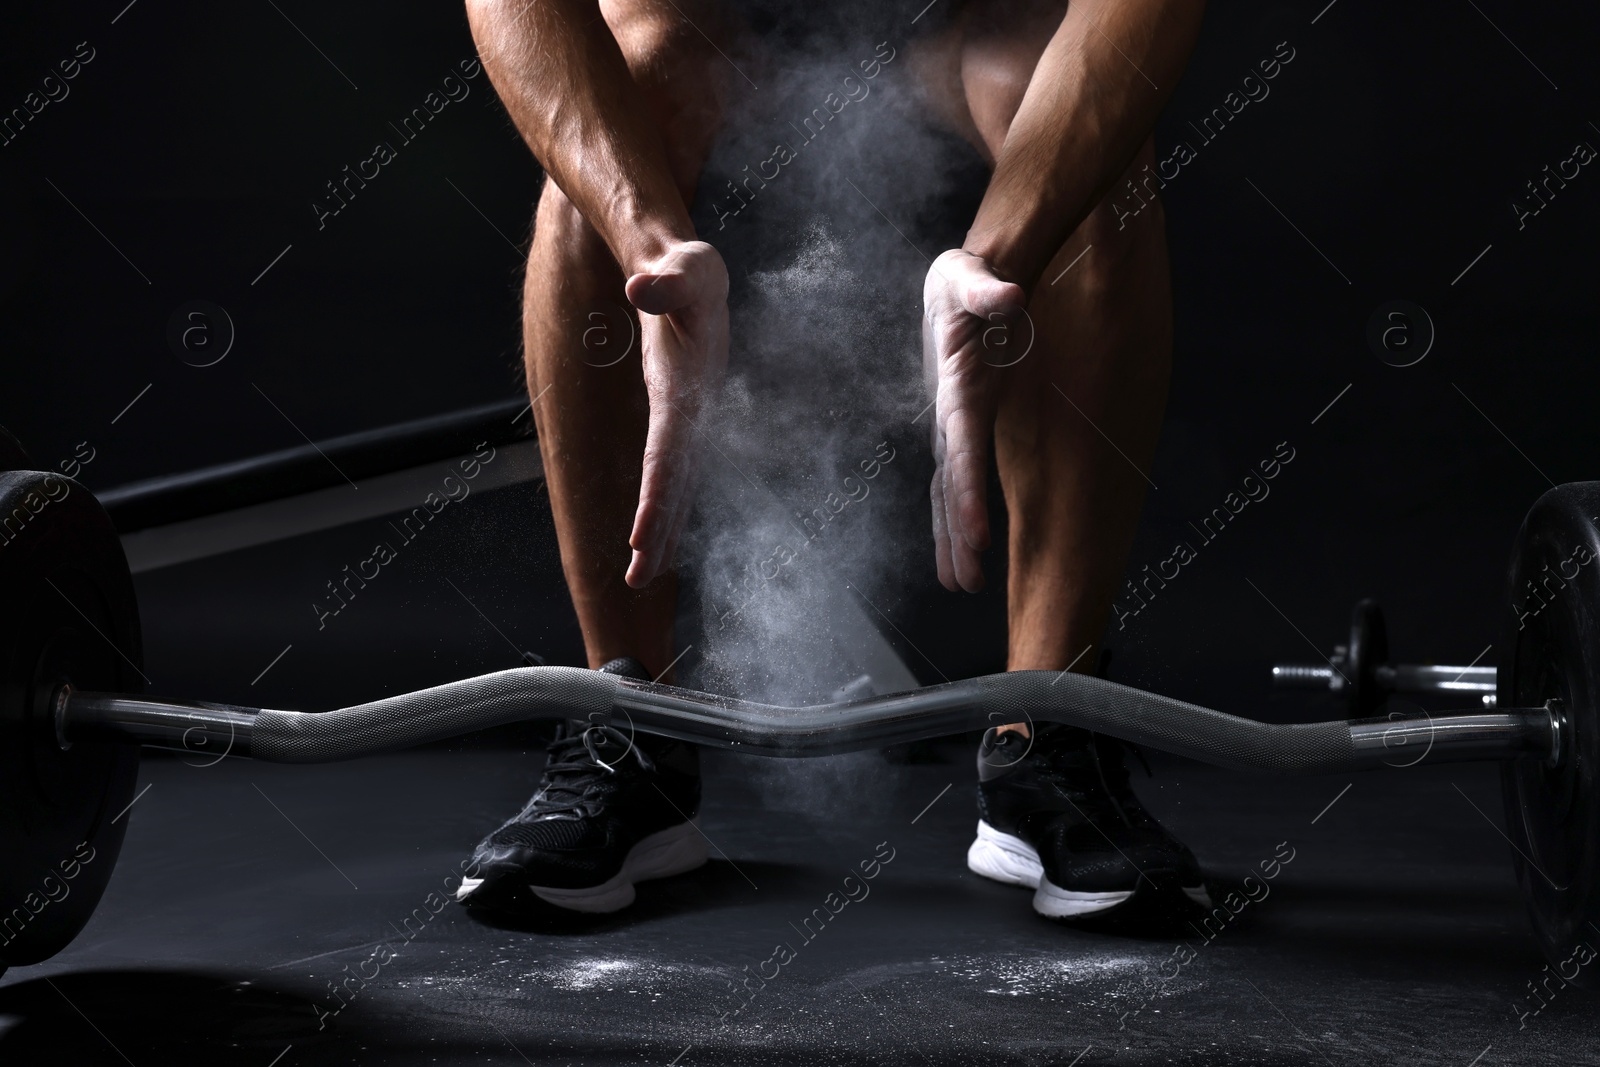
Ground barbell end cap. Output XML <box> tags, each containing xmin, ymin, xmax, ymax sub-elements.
<box><xmin>53</xmin><ymin>682</ymin><xmax>74</xmax><ymax>752</ymax></box>
<box><xmin>1542</xmin><ymin>698</ymin><xmax>1564</xmax><ymax>769</ymax></box>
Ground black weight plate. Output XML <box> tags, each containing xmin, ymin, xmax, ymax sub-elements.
<box><xmin>1346</xmin><ymin>599</ymin><xmax>1389</xmax><ymax>717</ymax></box>
<box><xmin>0</xmin><ymin>426</ymin><xmax>31</xmax><ymax>473</ymax></box>
<box><xmin>0</xmin><ymin>470</ymin><xmax>141</xmax><ymax>969</ymax></box>
<box><xmin>1499</xmin><ymin>480</ymin><xmax>1600</xmax><ymax>987</ymax></box>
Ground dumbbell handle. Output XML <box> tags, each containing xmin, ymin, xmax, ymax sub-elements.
<box><xmin>62</xmin><ymin>666</ymin><xmax>1558</xmax><ymax>773</ymax></box>
<box><xmin>1272</xmin><ymin>662</ymin><xmax>1497</xmax><ymax>695</ymax></box>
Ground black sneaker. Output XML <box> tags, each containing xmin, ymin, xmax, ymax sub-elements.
<box><xmin>968</xmin><ymin>724</ymin><xmax>1209</xmax><ymax>918</ymax></box>
<box><xmin>456</xmin><ymin>657</ymin><xmax>706</xmax><ymax>913</ymax></box>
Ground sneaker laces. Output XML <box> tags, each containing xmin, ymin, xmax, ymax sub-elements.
<box><xmin>521</xmin><ymin>723</ymin><xmax>653</xmax><ymax>819</ymax></box>
<box><xmin>1026</xmin><ymin>728</ymin><xmax>1156</xmax><ymax>833</ymax></box>
<box><xmin>1087</xmin><ymin>735</ymin><xmax>1162</xmax><ymax>833</ymax></box>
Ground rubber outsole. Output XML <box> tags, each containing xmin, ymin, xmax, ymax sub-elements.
<box><xmin>1033</xmin><ymin>878</ymin><xmax>1136</xmax><ymax>919</ymax></box>
<box><xmin>968</xmin><ymin>820</ymin><xmax>1209</xmax><ymax>918</ymax></box>
<box><xmin>457</xmin><ymin>821</ymin><xmax>708</xmax><ymax>914</ymax></box>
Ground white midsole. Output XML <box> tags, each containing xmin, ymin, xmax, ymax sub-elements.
<box><xmin>457</xmin><ymin>821</ymin><xmax>708</xmax><ymax>914</ymax></box>
<box><xmin>967</xmin><ymin>818</ymin><xmax>1045</xmax><ymax>888</ymax></box>
<box><xmin>968</xmin><ymin>819</ymin><xmax>1207</xmax><ymax>917</ymax></box>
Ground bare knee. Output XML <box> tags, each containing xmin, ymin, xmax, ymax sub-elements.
<box><xmin>1011</xmin><ymin>137</ymin><xmax>1165</xmax><ymax>302</ymax></box>
<box><xmin>1073</xmin><ymin>138</ymin><xmax>1164</xmax><ymax>283</ymax></box>
<box><xmin>957</xmin><ymin>0</ymin><xmax>1069</xmax><ymax>161</ymax></box>
<box><xmin>534</xmin><ymin>177</ymin><xmax>612</xmax><ymax>265</ymax></box>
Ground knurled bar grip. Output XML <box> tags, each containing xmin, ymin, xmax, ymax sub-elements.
<box><xmin>973</xmin><ymin>672</ymin><xmax>1353</xmax><ymax>773</ymax></box>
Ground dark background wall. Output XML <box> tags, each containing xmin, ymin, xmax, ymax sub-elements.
<box><xmin>1</xmin><ymin>1</ymin><xmax>1595</xmax><ymax>715</ymax></box>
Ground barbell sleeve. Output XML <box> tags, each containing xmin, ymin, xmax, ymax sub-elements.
<box><xmin>1271</xmin><ymin>661</ymin><xmax>1498</xmax><ymax>695</ymax></box>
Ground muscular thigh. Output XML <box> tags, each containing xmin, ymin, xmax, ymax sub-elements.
<box><xmin>598</xmin><ymin>0</ymin><xmax>742</xmax><ymax>203</ymax></box>
<box><xmin>907</xmin><ymin>0</ymin><xmax>1069</xmax><ymax>165</ymax></box>
<box><xmin>908</xmin><ymin>0</ymin><xmax>1156</xmax><ymax>225</ymax></box>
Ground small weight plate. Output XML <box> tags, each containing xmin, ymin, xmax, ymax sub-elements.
<box><xmin>1499</xmin><ymin>481</ymin><xmax>1600</xmax><ymax>986</ymax></box>
<box><xmin>0</xmin><ymin>470</ymin><xmax>142</xmax><ymax>969</ymax></box>
<box><xmin>1346</xmin><ymin>598</ymin><xmax>1389</xmax><ymax>717</ymax></box>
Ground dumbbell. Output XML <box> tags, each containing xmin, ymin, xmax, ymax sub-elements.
<box><xmin>1271</xmin><ymin>599</ymin><xmax>1499</xmax><ymax>716</ymax></box>
<box><xmin>2</xmin><ymin>465</ymin><xmax>1596</xmax><ymax>988</ymax></box>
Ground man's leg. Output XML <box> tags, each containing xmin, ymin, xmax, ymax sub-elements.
<box><xmin>996</xmin><ymin>149</ymin><xmax>1171</xmax><ymax>673</ymax></box>
<box><xmin>524</xmin><ymin>189</ymin><xmax>680</xmax><ymax>678</ymax></box>
<box><xmin>922</xmin><ymin>2</ymin><xmax>1201</xmax><ymax>919</ymax></box>
<box><xmin>522</xmin><ymin>2</ymin><xmax>732</xmax><ymax>683</ymax></box>
<box><xmin>458</xmin><ymin>1</ymin><xmax>731</xmax><ymax>913</ymax></box>
<box><xmin>943</xmin><ymin>0</ymin><xmax>1171</xmax><ymax>673</ymax></box>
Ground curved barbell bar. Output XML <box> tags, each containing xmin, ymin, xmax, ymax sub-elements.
<box><xmin>62</xmin><ymin>666</ymin><xmax>1558</xmax><ymax>774</ymax></box>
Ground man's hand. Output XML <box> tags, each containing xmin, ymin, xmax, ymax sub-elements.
<box><xmin>622</xmin><ymin>240</ymin><xmax>730</xmax><ymax>588</ymax></box>
<box><xmin>923</xmin><ymin>250</ymin><xmax>1028</xmax><ymax>593</ymax></box>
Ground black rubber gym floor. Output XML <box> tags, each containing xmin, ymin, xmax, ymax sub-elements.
<box><xmin>2</xmin><ymin>481</ymin><xmax>1598</xmax><ymax>1065</ymax></box>
<box><xmin>2</xmin><ymin>743</ymin><xmax>1596</xmax><ymax>1065</ymax></box>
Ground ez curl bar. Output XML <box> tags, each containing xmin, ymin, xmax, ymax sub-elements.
<box><xmin>2</xmin><ymin>460</ymin><xmax>1597</xmax><ymax>986</ymax></box>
